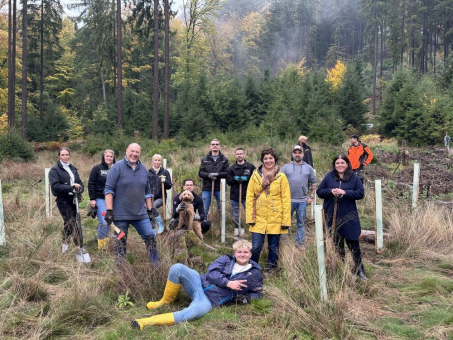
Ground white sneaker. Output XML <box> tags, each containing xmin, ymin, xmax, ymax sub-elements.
<box><xmin>62</xmin><ymin>244</ymin><xmax>69</xmax><ymax>253</ymax></box>
<box><xmin>239</xmin><ymin>228</ymin><xmax>245</xmax><ymax>237</ymax></box>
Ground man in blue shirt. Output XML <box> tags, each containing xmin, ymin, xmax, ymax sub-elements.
<box><xmin>104</xmin><ymin>143</ymin><xmax>159</xmax><ymax>263</ymax></box>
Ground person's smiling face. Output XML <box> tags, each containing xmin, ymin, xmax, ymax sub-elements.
<box><xmin>234</xmin><ymin>247</ymin><xmax>252</xmax><ymax>265</ymax></box>
<box><xmin>263</xmin><ymin>154</ymin><xmax>275</xmax><ymax>170</ymax></box>
<box><xmin>335</xmin><ymin>158</ymin><xmax>347</xmax><ymax>174</ymax></box>
<box><xmin>59</xmin><ymin>150</ymin><xmax>70</xmax><ymax>163</ymax></box>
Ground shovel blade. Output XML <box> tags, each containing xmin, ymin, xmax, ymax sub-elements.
<box><xmin>76</xmin><ymin>250</ymin><xmax>91</xmax><ymax>263</ymax></box>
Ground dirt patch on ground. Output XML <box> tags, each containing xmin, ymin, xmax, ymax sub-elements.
<box><xmin>366</xmin><ymin>147</ymin><xmax>453</xmax><ymax>198</ymax></box>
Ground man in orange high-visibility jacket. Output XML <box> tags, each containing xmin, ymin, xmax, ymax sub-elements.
<box><xmin>348</xmin><ymin>134</ymin><xmax>373</xmax><ymax>183</ymax></box>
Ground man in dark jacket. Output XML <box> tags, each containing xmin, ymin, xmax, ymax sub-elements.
<box><xmin>298</xmin><ymin>135</ymin><xmax>314</xmax><ymax>167</ymax></box>
<box><xmin>198</xmin><ymin>139</ymin><xmax>229</xmax><ymax>215</ymax></box>
<box><xmin>170</xmin><ymin>178</ymin><xmax>207</xmax><ymax>232</ymax></box>
<box><xmin>226</xmin><ymin>147</ymin><xmax>256</xmax><ymax>238</ymax></box>
<box><xmin>148</xmin><ymin>154</ymin><xmax>172</xmax><ymax>233</ymax></box>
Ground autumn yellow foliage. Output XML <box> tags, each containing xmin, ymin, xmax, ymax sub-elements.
<box><xmin>0</xmin><ymin>113</ymin><xmax>7</xmax><ymax>135</ymax></box>
<box><xmin>326</xmin><ymin>60</ymin><xmax>346</xmax><ymax>90</ymax></box>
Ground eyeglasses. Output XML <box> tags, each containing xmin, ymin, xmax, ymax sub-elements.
<box><xmin>211</xmin><ymin>143</ymin><xmax>219</xmax><ymax>146</ymax></box>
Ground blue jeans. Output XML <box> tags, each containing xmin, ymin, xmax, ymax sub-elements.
<box><xmin>230</xmin><ymin>199</ymin><xmax>245</xmax><ymax>228</ymax></box>
<box><xmin>291</xmin><ymin>202</ymin><xmax>307</xmax><ymax>246</ymax></box>
<box><xmin>95</xmin><ymin>198</ymin><xmax>109</xmax><ymax>239</ymax></box>
<box><xmin>114</xmin><ymin>219</ymin><xmax>159</xmax><ymax>263</ymax></box>
<box><xmin>251</xmin><ymin>232</ymin><xmax>281</xmax><ymax>271</ymax></box>
<box><xmin>168</xmin><ymin>263</ymin><xmax>212</xmax><ymax>324</ymax></box>
<box><xmin>202</xmin><ymin>190</ymin><xmax>220</xmax><ymax>214</ymax></box>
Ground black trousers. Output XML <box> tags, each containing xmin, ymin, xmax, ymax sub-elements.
<box><xmin>56</xmin><ymin>196</ymin><xmax>80</xmax><ymax>246</ymax></box>
<box><xmin>332</xmin><ymin>231</ymin><xmax>362</xmax><ymax>270</ymax></box>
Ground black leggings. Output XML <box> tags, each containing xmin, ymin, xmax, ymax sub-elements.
<box><xmin>332</xmin><ymin>232</ymin><xmax>362</xmax><ymax>270</ymax></box>
<box><xmin>56</xmin><ymin>196</ymin><xmax>80</xmax><ymax>246</ymax></box>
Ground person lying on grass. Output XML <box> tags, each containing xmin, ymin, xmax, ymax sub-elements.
<box><xmin>132</xmin><ymin>240</ymin><xmax>263</xmax><ymax>330</ymax></box>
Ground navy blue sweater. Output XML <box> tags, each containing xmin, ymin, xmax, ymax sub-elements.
<box><xmin>104</xmin><ymin>157</ymin><xmax>152</xmax><ymax>220</ymax></box>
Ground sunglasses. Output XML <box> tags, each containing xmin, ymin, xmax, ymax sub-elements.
<box><xmin>211</xmin><ymin>143</ymin><xmax>219</xmax><ymax>146</ymax></box>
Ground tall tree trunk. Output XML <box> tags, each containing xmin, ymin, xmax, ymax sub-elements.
<box><xmin>380</xmin><ymin>21</ymin><xmax>384</xmax><ymax>78</ymax></box>
<box><xmin>152</xmin><ymin>0</ymin><xmax>159</xmax><ymax>140</ymax></box>
<box><xmin>7</xmin><ymin>0</ymin><xmax>14</xmax><ymax>127</ymax></box>
<box><xmin>100</xmin><ymin>66</ymin><xmax>107</xmax><ymax>107</ymax></box>
<box><xmin>163</xmin><ymin>0</ymin><xmax>169</xmax><ymax>139</ymax></box>
<box><xmin>400</xmin><ymin>9</ymin><xmax>405</xmax><ymax>69</ymax></box>
<box><xmin>372</xmin><ymin>4</ymin><xmax>378</xmax><ymax>115</ymax></box>
<box><xmin>39</xmin><ymin>0</ymin><xmax>44</xmax><ymax>121</ymax></box>
<box><xmin>12</xmin><ymin>0</ymin><xmax>16</xmax><ymax>107</ymax></box>
<box><xmin>116</xmin><ymin>0</ymin><xmax>122</xmax><ymax>128</ymax></box>
<box><xmin>21</xmin><ymin>0</ymin><xmax>27</xmax><ymax>139</ymax></box>
<box><xmin>434</xmin><ymin>27</ymin><xmax>437</xmax><ymax>75</ymax></box>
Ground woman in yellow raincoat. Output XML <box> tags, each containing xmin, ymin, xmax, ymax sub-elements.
<box><xmin>246</xmin><ymin>147</ymin><xmax>291</xmax><ymax>272</ymax></box>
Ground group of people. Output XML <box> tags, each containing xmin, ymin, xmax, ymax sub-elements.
<box><xmin>48</xmin><ymin>134</ymin><xmax>374</xmax><ymax>330</ymax></box>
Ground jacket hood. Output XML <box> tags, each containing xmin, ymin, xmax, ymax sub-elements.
<box><xmin>101</xmin><ymin>153</ymin><xmax>116</xmax><ymax>166</ymax></box>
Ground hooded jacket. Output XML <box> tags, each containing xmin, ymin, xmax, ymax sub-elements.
<box><xmin>316</xmin><ymin>170</ymin><xmax>364</xmax><ymax>240</ymax></box>
<box><xmin>245</xmin><ymin>166</ymin><xmax>291</xmax><ymax>235</ymax></box>
<box><xmin>281</xmin><ymin>161</ymin><xmax>317</xmax><ymax>203</ymax></box>
<box><xmin>49</xmin><ymin>161</ymin><xmax>84</xmax><ymax>199</ymax></box>
<box><xmin>348</xmin><ymin>142</ymin><xmax>373</xmax><ymax>170</ymax></box>
<box><xmin>200</xmin><ymin>255</ymin><xmax>263</xmax><ymax>307</ymax></box>
<box><xmin>88</xmin><ymin>154</ymin><xmax>116</xmax><ymax>200</ymax></box>
<box><xmin>226</xmin><ymin>160</ymin><xmax>256</xmax><ymax>201</ymax></box>
<box><xmin>148</xmin><ymin>167</ymin><xmax>172</xmax><ymax>201</ymax></box>
<box><xmin>198</xmin><ymin>151</ymin><xmax>229</xmax><ymax>191</ymax></box>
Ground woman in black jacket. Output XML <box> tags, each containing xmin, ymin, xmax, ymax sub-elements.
<box><xmin>316</xmin><ymin>155</ymin><xmax>367</xmax><ymax>280</ymax></box>
<box><xmin>88</xmin><ymin>149</ymin><xmax>115</xmax><ymax>249</ymax></box>
<box><xmin>49</xmin><ymin>147</ymin><xmax>84</xmax><ymax>253</ymax></box>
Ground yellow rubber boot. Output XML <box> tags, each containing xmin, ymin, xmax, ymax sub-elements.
<box><xmin>146</xmin><ymin>280</ymin><xmax>181</xmax><ymax>310</ymax></box>
<box><xmin>97</xmin><ymin>238</ymin><xmax>109</xmax><ymax>250</ymax></box>
<box><xmin>132</xmin><ymin>313</ymin><xmax>175</xmax><ymax>330</ymax></box>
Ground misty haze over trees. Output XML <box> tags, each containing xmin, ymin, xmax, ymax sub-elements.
<box><xmin>2</xmin><ymin>0</ymin><xmax>453</xmax><ymax>151</ymax></box>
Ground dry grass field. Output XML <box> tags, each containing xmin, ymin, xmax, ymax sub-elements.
<box><xmin>1</xmin><ymin>139</ymin><xmax>453</xmax><ymax>339</ymax></box>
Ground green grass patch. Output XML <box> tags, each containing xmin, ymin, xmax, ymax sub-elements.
<box><xmin>401</xmin><ymin>276</ymin><xmax>453</xmax><ymax>297</ymax></box>
<box><xmin>379</xmin><ymin>317</ymin><xmax>423</xmax><ymax>339</ymax></box>
<box><xmin>417</xmin><ymin>306</ymin><xmax>453</xmax><ymax>327</ymax></box>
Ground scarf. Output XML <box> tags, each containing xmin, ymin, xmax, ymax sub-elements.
<box><xmin>261</xmin><ymin>165</ymin><xmax>277</xmax><ymax>194</ymax></box>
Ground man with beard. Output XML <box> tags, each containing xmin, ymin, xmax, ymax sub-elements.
<box><xmin>282</xmin><ymin>145</ymin><xmax>317</xmax><ymax>247</ymax></box>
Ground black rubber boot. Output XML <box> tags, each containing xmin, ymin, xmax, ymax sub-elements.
<box><xmin>356</xmin><ymin>265</ymin><xmax>368</xmax><ymax>281</ymax></box>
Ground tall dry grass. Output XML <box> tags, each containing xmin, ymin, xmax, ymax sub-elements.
<box><xmin>386</xmin><ymin>203</ymin><xmax>453</xmax><ymax>255</ymax></box>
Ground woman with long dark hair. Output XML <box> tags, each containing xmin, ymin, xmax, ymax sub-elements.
<box><xmin>317</xmin><ymin>154</ymin><xmax>367</xmax><ymax>280</ymax></box>
<box><xmin>49</xmin><ymin>147</ymin><xmax>84</xmax><ymax>253</ymax></box>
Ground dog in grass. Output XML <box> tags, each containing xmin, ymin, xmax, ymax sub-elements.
<box><xmin>176</xmin><ymin>190</ymin><xmax>204</xmax><ymax>242</ymax></box>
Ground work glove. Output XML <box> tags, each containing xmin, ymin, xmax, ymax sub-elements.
<box><xmin>234</xmin><ymin>175</ymin><xmax>242</xmax><ymax>182</ymax></box>
<box><xmin>240</xmin><ymin>176</ymin><xmax>248</xmax><ymax>182</ymax></box>
<box><xmin>208</xmin><ymin>173</ymin><xmax>219</xmax><ymax>180</ymax></box>
<box><xmin>194</xmin><ymin>214</ymin><xmax>201</xmax><ymax>221</ymax></box>
<box><xmin>104</xmin><ymin>210</ymin><xmax>114</xmax><ymax>225</ymax></box>
<box><xmin>160</xmin><ymin>176</ymin><xmax>166</xmax><ymax>183</ymax></box>
<box><xmin>169</xmin><ymin>218</ymin><xmax>179</xmax><ymax>230</ymax></box>
<box><xmin>281</xmin><ymin>226</ymin><xmax>290</xmax><ymax>230</ymax></box>
<box><xmin>147</xmin><ymin>209</ymin><xmax>155</xmax><ymax>222</ymax></box>
<box><xmin>86</xmin><ymin>205</ymin><xmax>98</xmax><ymax>218</ymax></box>
<box><xmin>235</xmin><ymin>295</ymin><xmax>250</xmax><ymax>305</ymax></box>
<box><xmin>176</xmin><ymin>202</ymin><xmax>186</xmax><ymax>213</ymax></box>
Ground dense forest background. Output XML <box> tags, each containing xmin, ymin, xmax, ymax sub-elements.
<box><xmin>2</xmin><ymin>0</ymin><xmax>453</xmax><ymax>151</ymax></box>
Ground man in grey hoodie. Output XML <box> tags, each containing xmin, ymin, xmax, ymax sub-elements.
<box><xmin>282</xmin><ymin>145</ymin><xmax>317</xmax><ymax>246</ymax></box>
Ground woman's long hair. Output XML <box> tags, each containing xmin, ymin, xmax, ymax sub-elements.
<box><xmin>331</xmin><ymin>154</ymin><xmax>354</xmax><ymax>181</ymax></box>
